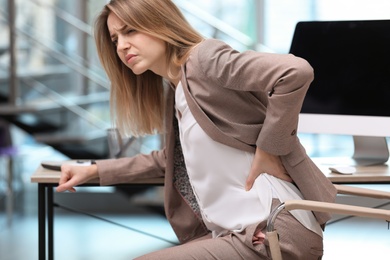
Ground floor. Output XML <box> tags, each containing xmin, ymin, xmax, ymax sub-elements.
<box><xmin>1</xmin><ymin>127</ymin><xmax>390</xmax><ymax>260</ymax></box>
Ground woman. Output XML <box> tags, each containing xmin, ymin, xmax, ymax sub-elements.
<box><xmin>56</xmin><ymin>0</ymin><xmax>337</xmax><ymax>259</ymax></box>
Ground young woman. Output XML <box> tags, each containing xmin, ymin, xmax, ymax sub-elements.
<box><xmin>56</xmin><ymin>0</ymin><xmax>337</xmax><ymax>259</ymax></box>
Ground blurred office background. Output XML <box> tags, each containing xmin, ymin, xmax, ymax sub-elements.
<box><xmin>1</xmin><ymin>0</ymin><xmax>390</xmax><ymax>259</ymax></box>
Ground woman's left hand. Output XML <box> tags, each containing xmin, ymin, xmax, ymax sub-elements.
<box><xmin>245</xmin><ymin>147</ymin><xmax>292</xmax><ymax>191</ymax></box>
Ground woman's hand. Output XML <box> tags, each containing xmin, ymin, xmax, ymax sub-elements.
<box><xmin>56</xmin><ymin>164</ymin><xmax>98</xmax><ymax>192</ymax></box>
<box><xmin>245</xmin><ymin>147</ymin><xmax>292</xmax><ymax>191</ymax></box>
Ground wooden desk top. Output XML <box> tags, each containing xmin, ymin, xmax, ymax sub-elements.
<box><xmin>313</xmin><ymin>157</ymin><xmax>390</xmax><ymax>184</ymax></box>
<box><xmin>31</xmin><ymin>158</ymin><xmax>390</xmax><ymax>185</ymax></box>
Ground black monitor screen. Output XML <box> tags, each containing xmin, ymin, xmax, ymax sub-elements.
<box><xmin>290</xmin><ymin>20</ymin><xmax>390</xmax><ymax>116</ymax></box>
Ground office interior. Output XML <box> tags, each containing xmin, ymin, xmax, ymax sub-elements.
<box><xmin>1</xmin><ymin>0</ymin><xmax>390</xmax><ymax>259</ymax></box>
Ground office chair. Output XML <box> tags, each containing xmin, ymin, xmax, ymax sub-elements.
<box><xmin>267</xmin><ymin>184</ymin><xmax>390</xmax><ymax>260</ymax></box>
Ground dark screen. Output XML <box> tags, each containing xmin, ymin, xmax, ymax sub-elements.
<box><xmin>290</xmin><ymin>20</ymin><xmax>390</xmax><ymax>116</ymax></box>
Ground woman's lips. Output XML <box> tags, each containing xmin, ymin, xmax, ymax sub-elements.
<box><xmin>125</xmin><ymin>54</ymin><xmax>136</xmax><ymax>64</ymax></box>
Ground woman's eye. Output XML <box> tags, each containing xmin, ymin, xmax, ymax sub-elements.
<box><xmin>127</xmin><ymin>29</ymin><xmax>135</xmax><ymax>34</ymax></box>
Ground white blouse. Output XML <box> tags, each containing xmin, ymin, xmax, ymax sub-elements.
<box><xmin>175</xmin><ymin>82</ymin><xmax>323</xmax><ymax>238</ymax></box>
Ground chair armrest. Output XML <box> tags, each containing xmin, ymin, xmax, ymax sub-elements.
<box><xmin>266</xmin><ymin>186</ymin><xmax>390</xmax><ymax>260</ymax></box>
<box><xmin>284</xmin><ymin>200</ymin><xmax>390</xmax><ymax>222</ymax></box>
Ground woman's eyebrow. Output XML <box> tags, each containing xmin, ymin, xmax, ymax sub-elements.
<box><xmin>110</xmin><ymin>25</ymin><xmax>127</xmax><ymax>38</ymax></box>
<box><xmin>118</xmin><ymin>24</ymin><xmax>130</xmax><ymax>33</ymax></box>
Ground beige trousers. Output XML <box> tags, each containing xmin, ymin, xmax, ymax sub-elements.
<box><xmin>135</xmin><ymin>199</ymin><xmax>323</xmax><ymax>260</ymax></box>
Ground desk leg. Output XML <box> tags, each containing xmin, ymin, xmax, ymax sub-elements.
<box><xmin>38</xmin><ymin>183</ymin><xmax>46</xmax><ymax>260</ymax></box>
<box><xmin>48</xmin><ymin>185</ymin><xmax>54</xmax><ymax>260</ymax></box>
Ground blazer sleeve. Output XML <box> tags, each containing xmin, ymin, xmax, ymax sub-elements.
<box><xmin>196</xmin><ymin>39</ymin><xmax>314</xmax><ymax>155</ymax></box>
<box><xmin>95</xmin><ymin>149</ymin><xmax>166</xmax><ymax>186</ymax></box>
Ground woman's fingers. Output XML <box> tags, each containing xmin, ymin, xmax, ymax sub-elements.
<box><xmin>56</xmin><ymin>176</ymin><xmax>78</xmax><ymax>192</ymax></box>
<box><xmin>56</xmin><ymin>164</ymin><xmax>98</xmax><ymax>192</ymax></box>
<box><xmin>276</xmin><ymin>171</ymin><xmax>293</xmax><ymax>182</ymax></box>
<box><xmin>56</xmin><ymin>181</ymin><xmax>77</xmax><ymax>192</ymax></box>
<box><xmin>245</xmin><ymin>171</ymin><xmax>260</xmax><ymax>191</ymax></box>
<box><xmin>56</xmin><ymin>165</ymin><xmax>78</xmax><ymax>192</ymax></box>
<box><xmin>246</xmin><ymin>148</ymin><xmax>293</xmax><ymax>191</ymax></box>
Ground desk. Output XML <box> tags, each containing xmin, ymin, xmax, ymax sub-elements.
<box><xmin>30</xmin><ymin>164</ymin><xmax>164</xmax><ymax>260</ymax></box>
<box><xmin>31</xmin><ymin>160</ymin><xmax>390</xmax><ymax>260</ymax></box>
<box><xmin>313</xmin><ymin>157</ymin><xmax>390</xmax><ymax>184</ymax></box>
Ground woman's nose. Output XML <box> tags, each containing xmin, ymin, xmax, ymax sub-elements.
<box><xmin>117</xmin><ymin>35</ymin><xmax>130</xmax><ymax>52</ymax></box>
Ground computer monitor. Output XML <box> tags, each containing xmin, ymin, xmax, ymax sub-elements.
<box><xmin>290</xmin><ymin>20</ymin><xmax>390</xmax><ymax>165</ymax></box>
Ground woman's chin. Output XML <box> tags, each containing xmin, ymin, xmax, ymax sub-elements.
<box><xmin>130</xmin><ymin>68</ymin><xmax>147</xmax><ymax>75</ymax></box>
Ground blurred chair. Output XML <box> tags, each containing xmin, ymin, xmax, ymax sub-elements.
<box><xmin>106</xmin><ymin>128</ymin><xmax>136</xmax><ymax>159</ymax></box>
<box><xmin>0</xmin><ymin>119</ymin><xmax>18</xmax><ymax>226</ymax></box>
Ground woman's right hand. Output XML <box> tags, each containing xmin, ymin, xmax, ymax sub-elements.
<box><xmin>56</xmin><ymin>164</ymin><xmax>98</xmax><ymax>192</ymax></box>
<box><xmin>245</xmin><ymin>147</ymin><xmax>292</xmax><ymax>191</ymax></box>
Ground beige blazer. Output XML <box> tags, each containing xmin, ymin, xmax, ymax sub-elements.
<box><xmin>96</xmin><ymin>39</ymin><xmax>337</xmax><ymax>244</ymax></box>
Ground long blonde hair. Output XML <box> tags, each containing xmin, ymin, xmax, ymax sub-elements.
<box><xmin>94</xmin><ymin>0</ymin><xmax>204</xmax><ymax>136</ymax></box>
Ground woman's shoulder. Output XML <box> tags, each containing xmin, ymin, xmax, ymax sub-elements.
<box><xmin>195</xmin><ymin>38</ymin><xmax>232</xmax><ymax>55</ymax></box>
<box><xmin>200</xmin><ymin>38</ymin><xmax>228</xmax><ymax>47</ymax></box>
<box><xmin>188</xmin><ymin>38</ymin><xmax>235</xmax><ymax>69</ymax></box>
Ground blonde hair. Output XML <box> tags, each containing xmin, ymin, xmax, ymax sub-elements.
<box><xmin>94</xmin><ymin>0</ymin><xmax>204</xmax><ymax>136</ymax></box>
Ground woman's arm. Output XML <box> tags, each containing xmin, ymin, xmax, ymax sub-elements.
<box><xmin>56</xmin><ymin>149</ymin><xmax>167</xmax><ymax>192</ymax></box>
<box><xmin>195</xmin><ymin>40</ymin><xmax>313</xmax><ymax>188</ymax></box>
<box><xmin>196</xmin><ymin>39</ymin><xmax>314</xmax><ymax>156</ymax></box>
<box><xmin>96</xmin><ymin>149</ymin><xmax>167</xmax><ymax>185</ymax></box>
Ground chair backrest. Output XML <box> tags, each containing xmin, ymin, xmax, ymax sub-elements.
<box><xmin>106</xmin><ymin>128</ymin><xmax>136</xmax><ymax>158</ymax></box>
<box><xmin>106</xmin><ymin>128</ymin><xmax>123</xmax><ymax>159</ymax></box>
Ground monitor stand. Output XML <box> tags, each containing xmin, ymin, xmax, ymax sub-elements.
<box><xmin>352</xmin><ymin>136</ymin><xmax>389</xmax><ymax>166</ymax></box>
<box><xmin>311</xmin><ymin>136</ymin><xmax>389</xmax><ymax>168</ymax></box>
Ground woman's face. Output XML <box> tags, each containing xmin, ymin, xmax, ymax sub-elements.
<box><xmin>107</xmin><ymin>12</ymin><xmax>167</xmax><ymax>77</ymax></box>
